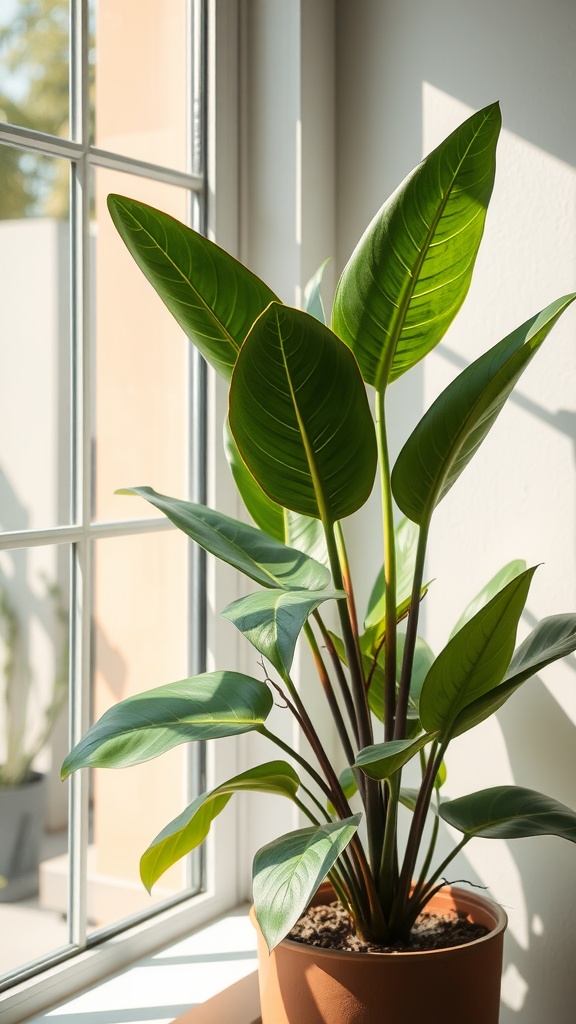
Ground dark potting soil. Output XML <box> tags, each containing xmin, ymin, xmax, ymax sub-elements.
<box><xmin>288</xmin><ymin>899</ymin><xmax>489</xmax><ymax>953</ymax></box>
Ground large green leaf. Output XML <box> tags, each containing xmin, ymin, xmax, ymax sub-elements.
<box><xmin>419</xmin><ymin>568</ymin><xmax>536</xmax><ymax>735</ymax></box>
<box><xmin>354</xmin><ymin>733</ymin><xmax>436</xmax><ymax>782</ymax></box>
<box><xmin>332</xmin><ymin>104</ymin><xmax>501</xmax><ymax>388</ymax></box>
<box><xmin>392</xmin><ymin>295</ymin><xmax>576</xmax><ymax>525</ymax></box>
<box><xmin>223</xmin><ymin>418</ymin><xmax>286</xmax><ymax>541</ymax></box>
<box><xmin>253</xmin><ymin>815</ymin><xmax>361</xmax><ymax>951</ymax></box>
<box><xmin>229</xmin><ymin>303</ymin><xmax>377</xmax><ymax>522</ymax></box>
<box><xmin>107</xmin><ymin>195</ymin><xmax>278</xmax><ymax>380</ymax></box>
<box><xmin>440</xmin><ymin>786</ymin><xmax>576</xmax><ymax>842</ymax></box>
<box><xmin>141</xmin><ymin>762</ymin><xmax>300</xmax><ymax>891</ymax></box>
<box><xmin>449</xmin><ymin>560</ymin><xmax>527</xmax><ymax>639</ymax></box>
<box><xmin>118</xmin><ymin>486</ymin><xmax>330</xmax><ymax>592</ymax></box>
<box><xmin>222</xmin><ymin>587</ymin><xmax>342</xmax><ymax>677</ymax></box>
<box><xmin>452</xmin><ymin>613</ymin><xmax>576</xmax><ymax>737</ymax></box>
<box><xmin>61</xmin><ymin>672</ymin><xmax>273</xmax><ymax>776</ymax></box>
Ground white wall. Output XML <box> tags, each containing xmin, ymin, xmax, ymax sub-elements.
<box><xmin>335</xmin><ymin>2</ymin><xmax>576</xmax><ymax>1020</ymax></box>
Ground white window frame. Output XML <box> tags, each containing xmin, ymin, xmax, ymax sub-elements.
<box><xmin>0</xmin><ymin>2</ymin><xmax>246</xmax><ymax>1021</ymax></box>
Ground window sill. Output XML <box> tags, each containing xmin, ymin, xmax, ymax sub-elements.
<box><xmin>18</xmin><ymin>906</ymin><xmax>261</xmax><ymax>1024</ymax></box>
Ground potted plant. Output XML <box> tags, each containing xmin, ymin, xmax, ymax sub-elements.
<box><xmin>1</xmin><ymin>576</ymin><xmax>68</xmax><ymax>900</ymax></box>
<box><xmin>62</xmin><ymin>103</ymin><xmax>576</xmax><ymax>1023</ymax></box>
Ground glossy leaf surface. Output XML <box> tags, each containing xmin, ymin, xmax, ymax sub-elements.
<box><xmin>332</xmin><ymin>104</ymin><xmax>500</xmax><ymax>388</ymax></box>
<box><xmin>229</xmin><ymin>303</ymin><xmax>377</xmax><ymax>522</ymax></box>
<box><xmin>355</xmin><ymin>733</ymin><xmax>436</xmax><ymax>781</ymax></box>
<box><xmin>440</xmin><ymin>786</ymin><xmax>576</xmax><ymax>842</ymax></box>
<box><xmin>141</xmin><ymin>762</ymin><xmax>300</xmax><ymax>891</ymax></box>
<box><xmin>61</xmin><ymin>672</ymin><xmax>273</xmax><ymax>775</ymax></box>
<box><xmin>253</xmin><ymin>815</ymin><xmax>361</xmax><ymax>951</ymax></box>
<box><xmin>419</xmin><ymin>568</ymin><xmax>536</xmax><ymax>734</ymax></box>
<box><xmin>119</xmin><ymin>486</ymin><xmax>330</xmax><ymax>592</ymax></box>
<box><xmin>449</xmin><ymin>560</ymin><xmax>527</xmax><ymax>639</ymax></box>
<box><xmin>107</xmin><ymin>195</ymin><xmax>278</xmax><ymax>380</ymax></box>
<box><xmin>222</xmin><ymin>588</ymin><xmax>342</xmax><ymax>677</ymax></box>
<box><xmin>392</xmin><ymin>295</ymin><xmax>576</xmax><ymax>525</ymax></box>
<box><xmin>452</xmin><ymin>613</ymin><xmax>576</xmax><ymax>736</ymax></box>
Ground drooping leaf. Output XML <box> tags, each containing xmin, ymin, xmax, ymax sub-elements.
<box><xmin>332</xmin><ymin>104</ymin><xmax>501</xmax><ymax>388</ymax></box>
<box><xmin>440</xmin><ymin>786</ymin><xmax>576</xmax><ymax>842</ymax></box>
<box><xmin>304</xmin><ymin>260</ymin><xmax>329</xmax><ymax>324</ymax></box>
<box><xmin>392</xmin><ymin>294</ymin><xmax>576</xmax><ymax>525</ymax></box>
<box><xmin>449</xmin><ymin>560</ymin><xmax>527</xmax><ymax>639</ymax></box>
<box><xmin>61</xmin><ymin>672</ymin><xmax>273</xmax><ymax>776</ymax></box>
<box><xmin>354</xmin><ymin>733</ymin><xmax>437</xmax><ymax>781</ymax></box>
<box><xmin>107</xmin><ymin>194</ymin><xmax>278</xmax><ymax>380</ymax></box>
<box><xmin>223</xmin><ymin>418</ymin><xmax>285</xmax><ymax>541</ymax></box>
<box><xmin>118</xmin><ymin>486</ymin><xmax>330</xmax><ymax>592</ymax></box>
<box><xmin>253</xmin><ymin>815</ymin><xmax>361</xmax><ymax>951</ymax></box>
<box><xmin>452</xmin><ymin>613</ymin><xmax>576</xmax><ymax>737</ymax></box>
<box><xmin>222</xmin><ymin>587</ymin><xmax>343</xmax><ymax>677</ymax></box>
<box><xmin>229</xmin><ymin>303</ymin><xmax>377</xmax><ymax>523</ymax></box>
<box><xmin>141</xmin><ymin>762</ymin><xmax>300</xmax><ymax>891</ymax></box>
<box><xmin>419</xmin><ymin>568</ymin><xmax>536</xmax><ymax>735</ymax></box>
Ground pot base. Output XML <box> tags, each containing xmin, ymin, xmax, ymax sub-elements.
<box><xmin>252</xmin><ymin>885</ymin><xmax>507</xmax><ymax>1024</ymax></box>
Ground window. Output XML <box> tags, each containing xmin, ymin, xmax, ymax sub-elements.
<box><xmin>0</xmin><ymin>0</ymin><xmax>227</xmax><ymax>1009</ymax></box>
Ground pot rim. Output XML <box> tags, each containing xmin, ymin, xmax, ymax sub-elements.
<box><xmin>251</xmin><ymin>884</ymin><xmax>508</xmax><ymax>962</ymax></box>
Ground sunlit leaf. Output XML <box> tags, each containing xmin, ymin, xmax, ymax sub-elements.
<box><xmin>117</xmin><ymin>486</ymin><xmax>330</xmax><ymax>592</ymax></box>
<box><xmin>108</xmin><ymin>195</ymin><xmax>278</xmax><ymax>380</ymax></box>
<box><xmin>253</xmin><ymin>815</ymin><xmax>361</xmax><ymax>950</ymax></box>
<box><xmin>229</xmin><ymin>303</ymin><xmax>377</xmax><ymax>523</ymax></box>
<box><xmin>141</xmin><ymin>762</ymin><xmax>300</xmax><ymax>891</ymax></box>
<box><xmin>440</xmin><ymin>786</ymin><xmax>576</xmax><ymax>842</ymax></box>
<box><xmin>61</xmin><ymin>672</ymin><xmax>273</xmax><ymax>776</ymax></box>
<box><xmin>332</xmin><ymin>104</ymin><xmax>501</xmax><ymax>388</ymax></box>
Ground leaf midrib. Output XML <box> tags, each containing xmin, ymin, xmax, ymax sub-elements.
<box><xmin>375</xmin><ymin>109</ymin><xmax>494</xmax><ymax>390</ymax></box>
<box><xmin>115</xmin><ymin>199</ymin><xmax>240</xmax><ymax>356</ymax></box>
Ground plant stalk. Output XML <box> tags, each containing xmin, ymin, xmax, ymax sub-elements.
<box><xmin>394</xmin><ymin>518</ymin><xmax>430</xmax><ymax>739</ymax></box>
<box><xmin>376</xmin><ymin>389</ymin><xmax>397</xmax><ymax>743</ymax></box>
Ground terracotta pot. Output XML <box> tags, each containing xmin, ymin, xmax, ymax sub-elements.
<box><xmin>252</xmin><ymin>884</ymin><xmax>507</xmax><ymax>1024</ymax></box>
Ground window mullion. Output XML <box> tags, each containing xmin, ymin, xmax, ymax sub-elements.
<box><xmin>68</xmin><ymin>0</ymin><xmax>92</xmax><ymax>953</ymax></box>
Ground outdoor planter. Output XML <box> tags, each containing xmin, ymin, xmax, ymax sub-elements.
<box><xmin>0</xmin><ymin>771</ymin><xmax>47</xmax><ymax>901</ymax></box>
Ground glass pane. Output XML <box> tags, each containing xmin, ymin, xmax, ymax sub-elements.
<box><xmin>88</xmin><ymin>530</ymin><xmax>196</xmax><ymax>931</ymax></box>
<box><xmin>0</xmin><ymin>0</ymin><xmax>70</xmax><ymax>139</ymax></box>
<box><xmin>0</xmin><ymin>544</ymin><xmax>70</xmax><ymax>977</ymax></box>
<box><xmin>93</xmin><ymin>0</ymin><xmax>189</xmax><ymax>171</ymax></box>
<box><xmin>0</xmin><ymin>147</ymin><xmax>70</xmax><ymax>532</ymax></box>
<box><xmin>92</xmin><ymin>168</ymin><xmax>189</xmax><ymax>522</ymax></box>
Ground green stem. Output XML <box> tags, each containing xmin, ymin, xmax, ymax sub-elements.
<box><xmin>390</xmin><ymin>737</ymin><xmax>445</xmax><ymax>930</ymax></box>
<box><xmin>293</xmin><ymin>792</ymin><xmax>365</xmax><ymax>916</ymax></box>
<box><xmin>258</xmin><ymin>721</ymin><xmax>379</xmax><ymax>924</ymax></box>
<box><xmin>376</xmin><ymin>389</ymin><xmax>397</xmax><ymax>743</ymax></box>
<box><xmin>257</xmin><ymin>725</ymin><xmax>334</xmax><ymax>803</ymax></box>
<box><xmin>323</xmin><ymin>521</ymin><xmax>384</xmax><ymax>878</ymax></box>
<box><xmin>394</xmin><ymin>518</ymin><xmax>430</xmax><ymax>739</ymax></box>
<box><xmin>378</xmin><ymin>774</ymin><xmax>400</xmax><ymax>915</ymax></box>
<box><xmin>404</xmin><ymin>835</ymin><xmax>470</xmax><ymax>928</ymax></box>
